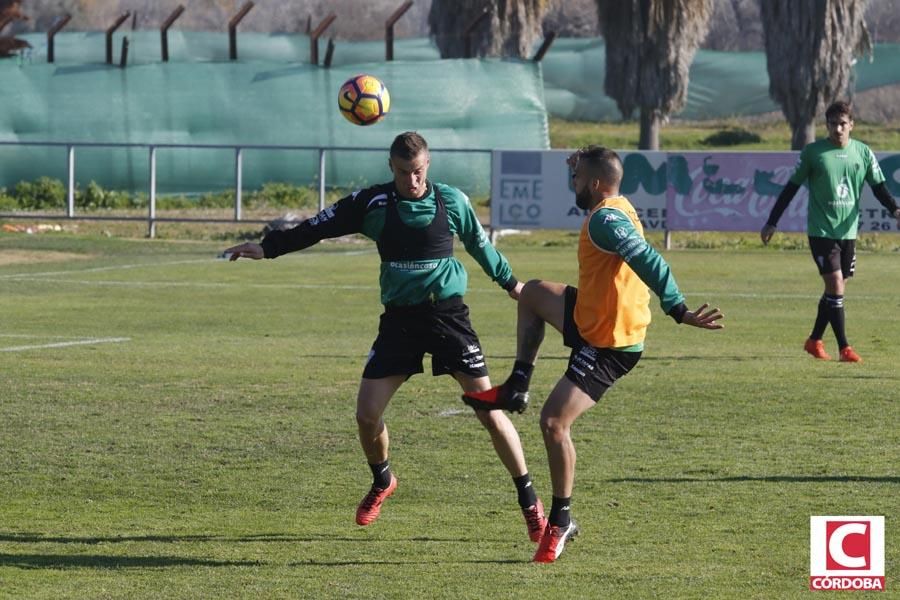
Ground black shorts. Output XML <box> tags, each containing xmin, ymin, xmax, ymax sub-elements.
<box><xmin>808</xmin><ymin>236</ymin><xmax>856</xmax><ymax>278</ymax></box>
<box><xmin>362</xmin><ymin>296</ymin><xmax>488</xmax><ymax>379</ymax></box>
<box><xmin>561</xmin><ymin>286</ymin><xmax>641</xmax><ymax>402</ymax></box>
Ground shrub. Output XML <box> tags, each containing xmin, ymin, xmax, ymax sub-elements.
<box><xmin>13</xmin><ymin>177</ymin><xmax>66</xmax><ymax>210</ymax></box>
<box><xmin>0</xmin><ymin>189</ymin><xmax>17</xmax><ymax>210</ymax></box>
<box><xmin>76</xmin><ymin>181</ymin><xmax>135</xmax><ymax>209</ymax></box>
<box><xmin>247</xmin><ymin>182</ymin><xmax>318</xmax><ymax>209</ymax></box>
<box><xmin>701</xmin><ymin>128</ymin><xmax>762</xmax><ymax>146</ymax></box>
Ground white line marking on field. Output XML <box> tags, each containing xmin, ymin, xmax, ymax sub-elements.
<box><xmin>0</xmin><ymin>259</ymin><xmax>210</xmax><ymax>280</ymax></box>
<box><xmin>0</xmin><ymin>337</ymin><xmax>131</xmax><ymax>352</ymax></box>
<box><xmin>438</xmin><ymin>408</ymin><xmax>469</xmax><ymax>417</ymax></box>
<box><xmin>0</xmin><ymin>250</ymin><xmax>377</xmax><ymax>281</ymax></box>
<box><xmin>0</xmin><ymin>333</ymin><xmax>85</xmax><ymax>339</ymax></box>
<box><xmin>2</xmin><ymin>277</ymin><xmax>378</xmax><ymax>291</ymax></box>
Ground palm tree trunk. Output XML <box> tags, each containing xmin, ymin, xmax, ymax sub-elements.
<box><xmin>791</xmin><ymin>119</ymin><xmax>816</xmax><ymax>151</ymax></box>
<box><xmin>639</xmin><ymin>108</ymin><xmax>661</xmax><ymax>151</ymax></box>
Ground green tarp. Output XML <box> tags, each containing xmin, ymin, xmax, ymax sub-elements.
<box><xmin>4</xmin><ymin>31</ymin><xmax>900</xmax><ymax>195</ymax></box>
<box><xmin>1</xmin><ymin>55</ymin><xmax>548</xmax><ymax>195</ymax></box>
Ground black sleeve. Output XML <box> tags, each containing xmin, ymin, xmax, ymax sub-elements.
<box><xmin>667</xmin><ymin>302</ymin><xmax>688</xmax><ymax>324</ymax></box>
<box><xmin>765</xmin><ymin>181</ymin><xmax>801</xmax><ymax>228</ymax></box>
<box><xmin>871</xmin><ymin>182</ymin><xmax>899</xmax><ymax>214</ymax></box>
<box><xmin>260</xmin><ymin>192</ymin><xmax>365</xmax><ymax>258</ymax></box>
<box><xmin>501</xmin><ymin>276</ymin><xmax>519</xmax><ymax>292</ymax></box>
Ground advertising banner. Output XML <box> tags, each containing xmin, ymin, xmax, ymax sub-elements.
<box><xmin>491</xmin><ymin>150</ymin><xmax>900</xmax><ymax>234</ymax></box>
<box><xmin>491</xmin><ymin>150</ymin><xmax>667</xmax><ymax>231</ymax></box>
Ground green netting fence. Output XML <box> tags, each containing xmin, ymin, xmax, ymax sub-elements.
<box><xmin>4</xmin><ymin>31</ymin><xmax>900</xmax><ymax>197</ymax></box>
<box><xmin>11</xmin><ymin>31</ymin><xmax>900</xmax><ymax>121</ymax></box>
<box><xmin>1</xmin><ymin>54</ymin><xmax>548</xmax><ymax>196</ymax></box>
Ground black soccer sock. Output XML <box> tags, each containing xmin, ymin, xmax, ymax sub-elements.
<box><xmin>513</xmin><ymin>473</ymin><xmax>538</xmax><ymax>509</ymax></box>
<box><xmin>825</xmin><ymin>294</ymin><xmax>848</xmax><ymax>348</ymax></box>
<box><xmin>549</xmin><ymin>495</ymin><xmax>572</xmax><ymax>527</ymax></box>
<box><xmin>507</xmin><ymin>360</ymin><xmax>534</xmax><ymax>392</ymax></box>
<box><xmin>810</xmin><ymin>294</ymin><xmax>829</xmax><ymax>340</ymax></box>
<box><xmin>369</xmin><ymin>460</ymin><xmax>392</xmax><ymax>489</ymax></box>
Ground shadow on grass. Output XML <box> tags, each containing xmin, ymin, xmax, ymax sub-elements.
<box><xmin>0</xmin><ymin>553</ymin><xmax>260</xmax><ymax>569</ymax></box>
<box><xmin>289</xmin><ymin>558</ymin><xmax>525</xmax><ymax>566</ymax></box>
<box><xmin>0</xmin><ymin>533</ymin><xmax>488</xmax><ymax>545</ymax></box>
<box><xmin>0</xmin><ymin>533</ymin><xmax>283</xmax><ymax>545</ymax></box>
<box><xmin>607</xmin><ymin>475</ymin><xmax>900</xmax><ymax>484</ymax></box>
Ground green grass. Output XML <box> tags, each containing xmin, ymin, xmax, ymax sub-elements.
<box><xmin>549</xmin><ymin>117</ymin><xmax>900</xmax><ymax>151</ymax></box>
<box><xmin>1</xmin><ymin>233</ymin><xmax>898</xmax><ymax>598</ymax></box>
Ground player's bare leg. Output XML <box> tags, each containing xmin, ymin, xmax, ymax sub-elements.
<box><xmin>457</xmin><ymin>372</ymin><xmax>546</xmax><ymax>542</ymax></box>
<box><xmin>462</xmin><ymin>280</ymin><xmax>567</xmax><ymax>413</ymax></box>
<box><xmin>354</xmin><ymin>375</ymin><xmax>404</xmax><ymax>525</ymax></box>
<box><xmin>533</xmin><ymin>377</ymin><xmax>593</xmax><ymax>562</ymax></box>
<box><xmin>517</xmin><ymin>280</ymin><xmax>568</xmax><ymax>360</ymax></box>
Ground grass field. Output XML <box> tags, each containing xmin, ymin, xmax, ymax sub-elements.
<box><xmin>548</xmin><ymin>117</ymin><xmax>900</xmax><ymax>151</ymax></box>
<box><xmin>1</xmin><ymin>233</ymin><xmax>898</xmax><ymax>599</ymax></box>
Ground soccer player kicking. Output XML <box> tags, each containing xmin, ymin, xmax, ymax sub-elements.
<box><xmin>761</xmin><ymin>101</ymin><xmax>900</xmax><ymax>363</ymax></box>
<box><xmin>222</xmin><ymin>131</ymin><xmax>547</xmax><ymax>544</ymax></box>
<box><xmin>464</xmin><ymin>146</ymin><xmax>724</xmax><ymax>562</ymax></box>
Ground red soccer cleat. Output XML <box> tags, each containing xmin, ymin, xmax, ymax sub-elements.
<box><xmin>804</xmin><ymin>338</ymin><xmax>831</xmax><ymax>360</ymax></box>
<box><xmin>532</xmin><ymin>520</ymin><xmax>579</xmax><ymax>563</ymax></box>
<box><xmin>355</xmin><ymin>475</ymin><xmax>398</xmax><ymax>526</ymax></box>
<box><xmin>839</xmin><ymin>346</ymin><xmax>862</xmax><ymax>363</ymax></box>
<box><xmin>461</xmin><ymin>385</ymin><xmax>529</xmax><ymax>414</ymax></box>
<box><xmin>522</xmin><ymin>499</ymin><xmax>548</xmax><ymax>543</ymax></box>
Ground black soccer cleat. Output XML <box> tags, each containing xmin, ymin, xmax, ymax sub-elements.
<box><xmin>461</xmin><ymin>384</ymin><xmax>529</xmax><ymax>414</ymax></box>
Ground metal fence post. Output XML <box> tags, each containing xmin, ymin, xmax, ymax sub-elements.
<box><xmin>385</xmin><ymin>1</ymin><xmax>413</xmax><ymax>61</ymax></box>
<box><xmin>234</xmin><ymin>147</ymin><xmax>243</xmax><ymax>221</ymax></box>
<box><xmin>318</xmin><ymin>148</ymin><xmax>326</xmax><ymax>211</ymax></box>
<box><xmin>106</xmin><ymin>12</ymin><xmax>131</xmax><ymax>64</ymax></box>
<box><xmin>47</xmin><ymin>14</ymin><xmax>72</xmax><ymax>63</ymax></box>
<box><xmin>66</xmin><ymin>145</ymin><xmax>75</xmax><ymax>218</ymax></box>
<box><xmin>148</xmin><ymin>145</ymin><xmax>157</xmax><ymax>238</ymax></box>
<box><xmin>228</xmin><ymin>2</ymin><xmax>255</xmax><ymax>61</ymax></box>
<box><xmin>309</xmin><ymin>14</ymin><xmax>336</xmax><ymax>65</ymax></box>
<box><xmin>161</xmin><ymin>5</ymin><xmax>185</xmax><ymax>62</ymax></box>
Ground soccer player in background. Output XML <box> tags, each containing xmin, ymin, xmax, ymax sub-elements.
<box><xmin>761</xmin><ymin>101</ymin><xmax>900</xmax><ymax>363</ymax></box>
<box><xmin>222</xmin><ymin>131</ymin><xmax>547</xmax><ymax>543</ymax></box>
<box><xmin>464</xmin><ymin>146</ymin><xmax>724</xmax><ymax>563</ymax></box>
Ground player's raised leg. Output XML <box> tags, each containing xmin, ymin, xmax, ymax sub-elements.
<box><xmin>463</xmin><ymin>280</ymin><xmax>567</xmax><ymax>413</ymax></box>
<box><xmin>355</xmin><ymin>375</ymin><xmax>405</xmax><ymax>526</ymax></box>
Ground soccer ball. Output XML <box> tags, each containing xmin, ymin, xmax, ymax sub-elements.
<box><xmin>338</xmin><ymin>74</ymin><xmax>390</xmax><ymax>126</ymax></box>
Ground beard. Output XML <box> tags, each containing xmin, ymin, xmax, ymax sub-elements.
<box><xmin>575</xmin><ymin>186</ymin><xmax>593</xmax><ymax>210</ymax></box>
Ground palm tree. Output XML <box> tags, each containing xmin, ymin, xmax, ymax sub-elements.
<box><xmin>760</xmin><ymin>0</ymin><xmax>871</xmax><ymax>150</ymax></box>
<box><xmin>429</xmin><ymin>0</ymin><xmax>550</xmax><ymax>59</ymax></box>
<box><xmin>595</xmin><ymin>0</ymin><xmax>713</xmax><ymax>150</ymax></box>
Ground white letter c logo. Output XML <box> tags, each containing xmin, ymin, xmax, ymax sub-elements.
<box><xmin>829</xmin><ymin>523</ymin><xmax>867</xmax><ymax>568</ymax></box>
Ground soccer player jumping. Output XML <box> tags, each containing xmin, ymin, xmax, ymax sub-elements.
<box><xmin>223</xmin><ymin>132</ymin><xmax>547</xmax><ymax>544</ymax></box>
<box><xmin>761</xmin><ymin>101</ymin><xmax>900</xmax><ymax>363</ymax></box>
<box><xmin>465</xmin><ymin>146</ymin><xmax>724</xmax><ymax>562</ymax></box>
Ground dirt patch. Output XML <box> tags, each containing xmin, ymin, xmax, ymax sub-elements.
<box><xmin>0</xmin><ymin>250</ymin><xmax>92</xmax><ymax>266</ymax></box>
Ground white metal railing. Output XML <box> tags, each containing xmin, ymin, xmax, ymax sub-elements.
<box><xmin>0</xmin><ymin>140</ymin><xmax>492</xmax><ymax>237</ymax></box>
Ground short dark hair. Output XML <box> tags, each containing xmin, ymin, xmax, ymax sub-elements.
<box><xmin>826</xmin><ymin>101</ymin><xmax>853</xmax><ymax>122</ymax></box>
<box><xmin>390</xmin><ymin>131</ymin><xmax>429</xmax><ymax>161</ymax></box>
<box><xmin>577</xmin><ymin>145</ymin><xmax>623</xmax><ymax>187</ymax></box>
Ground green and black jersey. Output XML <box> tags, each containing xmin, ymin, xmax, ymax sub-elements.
<box><xmin>789</xmin><ymin>138</ymin><xmax>886</xmax><ymax>239</ymax></box>
<box><xmin>260</xmin><ymin>181</ymin><xmax>517</xmax><ymax>306</ymax></box>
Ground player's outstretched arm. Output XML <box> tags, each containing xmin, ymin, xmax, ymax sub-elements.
<box><xmin>681</xmin><ymin>303</ymin><xmax>724</xmax><ymax>330</ymax></box>
<box><xmin>221</xmin><ymin>242</ymin><xmax>264</xmax><ymax>261</ymax></box>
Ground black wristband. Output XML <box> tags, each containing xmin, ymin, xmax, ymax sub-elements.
<box><xmin>668</xmin><ymin>302</ymin><xmax>688</xmax><ymax>324</ymax></box>
<box><xmin>502</xmin><ymin>276</ymin><xmax>519</xmax><ymax>292</ymax></box>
